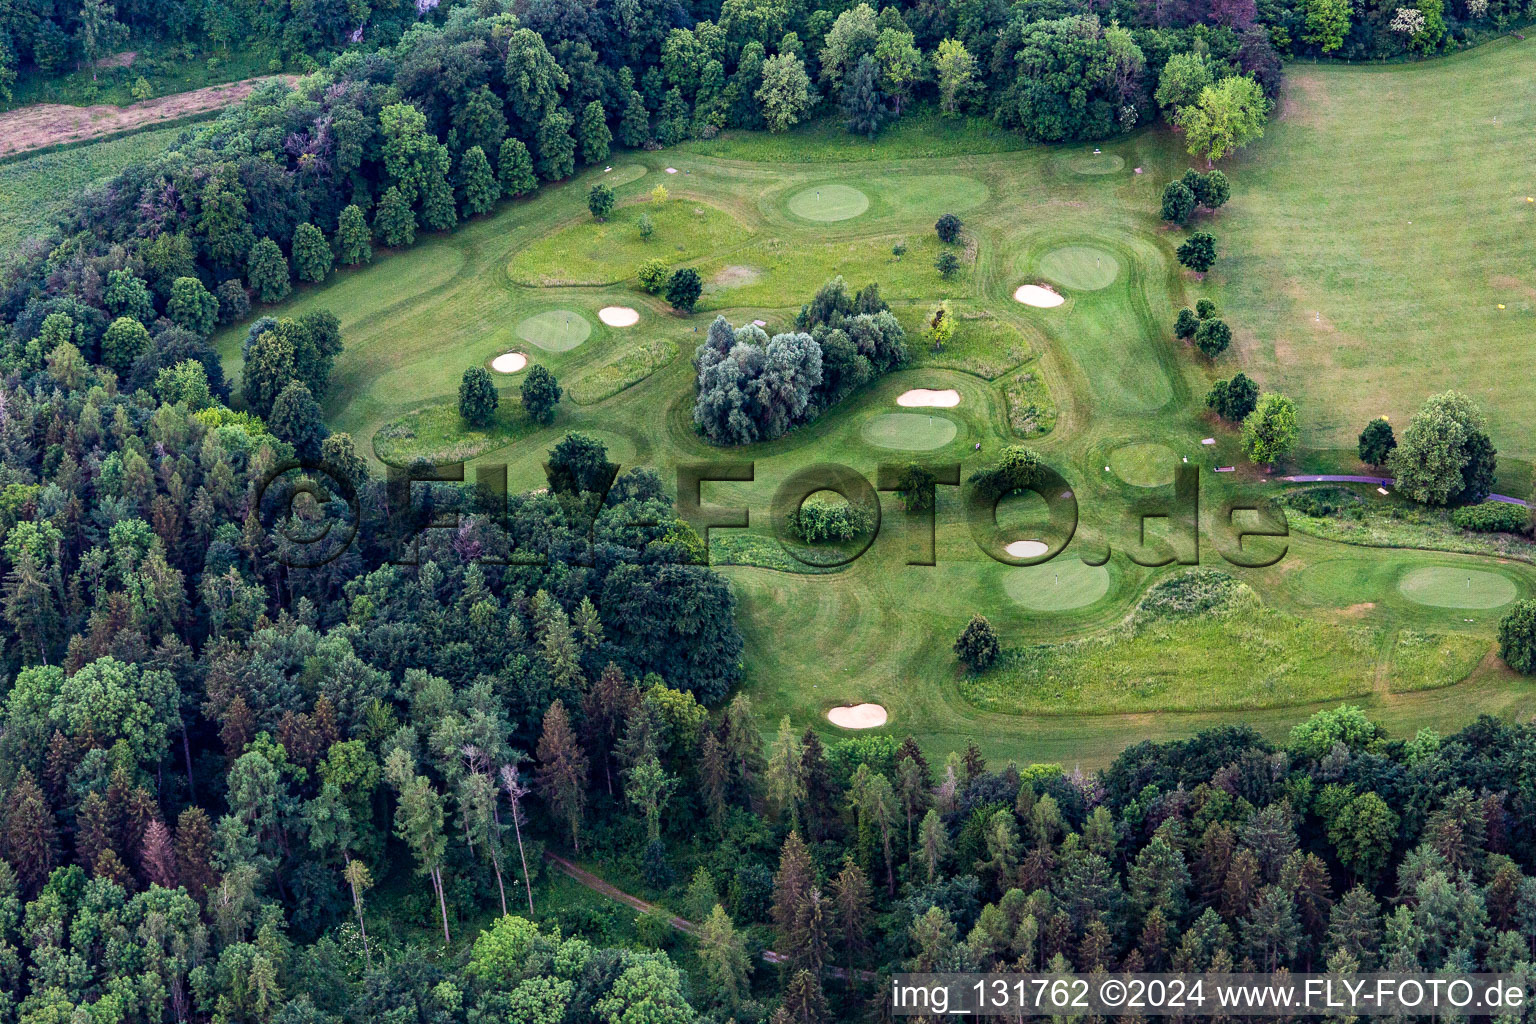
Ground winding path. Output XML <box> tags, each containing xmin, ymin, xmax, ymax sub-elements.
<box><xmin>1283</xmin><ymin>474</ymin><xmax>1530</xmax><ymax>507</ymax></box>
<box><xmin>543</xmin><ymin>851</ymin><xmax>876</xmax><ymax>980</ymax></box>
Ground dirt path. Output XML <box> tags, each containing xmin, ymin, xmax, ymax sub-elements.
<box><xmin>0</xmin><ymin>75</ymin><xmax>299</xmax><ymax>159</ymax></box>
<box><xmin>543</xmin><ymin>851</ymin><xmax>878</xmax><ymax>979</ymax></box>
<box><xmin>1284</xmin><ymin>474</ymin><xmax>1530</xmax><ymax>507</ymax></box>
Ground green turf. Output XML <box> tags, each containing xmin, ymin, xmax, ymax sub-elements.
<box><xmin>1218</xmin><ymin>39</ymin><xmax>1536</xmax><ymax>460</ymax></box>
<box><xmin>1003</xmin><ymin>558</ymin><xmax>1113</xmax><ymax>610</ymax></box>
<box><xmin>1064</xmin><ymin>151</ymin><xmax>1127</xmax><ymax>175</ymax></box>
<box><xmin>860</xmin><ymin>412</ymin><xmax>959</xmax><ymax>450</ymax></box>
<box><xmin>1037</xmin><ymin>244</ymin><xmax>1121</xmax><ymax>290</ymax></box>
<box><xmin>208</xmin><ymin>97</ymin><xmax>1536</xmax><ymax>767</ymax></box>
<box><xmin>1110</xmin><ymin>442</ymin><xmax>1179</xmax><ymax>487</ymax></box>
<box><xmin>786</xmin><ymin>184</ymin><xmax>870</xmax><ymax>221</ymax></box>
<box><xmin>1398</xmin><ymin>566</ymin><xmax>1518</xmax><ymax>609</ymax></box>
<box><xmin>517</xmin><ymin>310</ymin><xmax>592</xmax><ymax>351</ymax></box>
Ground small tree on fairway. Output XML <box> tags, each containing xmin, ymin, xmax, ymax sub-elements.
<box><xmin>578</xmin><ymin>100</ymin><xmax>611</xmax><ymax>165</ymax></box>
<box><xmin>955</xmin><ymin>615</ymin><xmax>1000</xmax><ymax>672</ymax></box>
<box><xmin>892</xmin><ymin>242</ymin><xmax>907</xmax><ymax>260</ymax></box>
<box><xmin>651</xmin><ymin>183</ymin><xmax>668</xmax><ymax>204</ymax></box>
<box><xmin>168</xmin><ymin>277</ymin><xmax>219</xmax><ymax>335</ymax></box>
<box><xmin>1197</xmin><ymin>169</ymin><xmax>1231</xmax><ymax>209</ymax></box>
<box><xmin>1499</xmin><ymin>600</ymin><xmax>1536</xmax><ymax>674</ymax></box>
<box><xmin>638</xmin><ymin>259</ymin><xmax>669</xmax><ymax>293</ymax></box>
<box><xmin>1358</xmin><ymin>417</ymin><xmax>1396</xmax><ymax>468</ymax></box>
<box><xmin>1207</xmin><ymin>373</ymin><xmax>1259</xmax><ymax>421</ymax></box>
<box><xmin>934</xmin><ymin>250</ymin><xmax>960</xmax><ymax>278</ymax></box>
<box><xmin>1174</xmin><ymin>307</ymin><xmax>1200</xmax><ymax>339</ymax></box>
<box><xmin>667</xmin><ymin>267</ymin><xmax>703</xmax><ymax>312</ymax></box>
<box><xmin>335</xmin><ymin>205</ymin><xmax>372</xmax><ymax>265</ymax></box>
<box><xmin>1196</xmin><ymin>298</ymin><xmax>1218</xmax><ymax>319</ymax></box>
<box><xmin>587</xmin><ymin>184</ymin><xmax>615</xmax><ymax>220</ymax></box>
<box><xmin>1161</xmin><ymin>181</ymin><xmax>1196</xmax><ymax>224</ymax></box>
<box><xmin>935</xmin><ymin>213</ymin><xmax>963</xmax><ymax>244</ymax></box>
<box><xmin>1389</xmin><ymin>390</ymin><xmax>1493</xmax><ymax>505</ymax></box>
<box><xmin>1177</xmin><ymin>232</ymin><xmax>1217</xmax><ymax>273</ymax></box>
<box><xmin>458</xmin><ymin>145</ymin><xmax>499</xmax><ymax>216</ymax></box>
<box><xmin>638</xmin><ymin>212</ymin><xmax>653</xmax><ymax>241</ymax></box>
<box><xmin>1195</xmin><ymin>317</ymin><xmax>1232</xmax><ymax>357</ymax></box>
<box><xmin>459</xmin><ymin>367</ymin><xmax>498</xmax><ymax>427</ymax></box>
<box><xmin>292</xmin><ymin>223</ymin><xmax>333</xmax><ymax>283</ymax></box>
<box><xmin>521</xmin><ymin>365</ymin><xmax>562</xmax><ymax>424</ymax></box>
<box><xmin>1242</xmin><ymin>392</ymin><xmax>1298</xmax><ymax>466</ymax></box>
<box><xmin>926</xmin><ymin>301</ymin><xmax>954</xmax><ymax>351</ymax></box>
<box><xmin>497</xmin><ymin>138</ymin><xmax>537</xmax><ymax>197</ymax></box>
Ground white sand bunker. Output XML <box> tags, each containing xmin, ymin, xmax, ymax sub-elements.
<box><xmin>897</xmin><ymin>388</ymin><xmax>961</xmax><ymax>408</ymax></box>
<box><xmin>598</xmin><ymin>306</ymin><xmax>639</xmax><ymax>327</ymax></box>
<box><xmin>491</xmin><ymin>352</ymin><xmax>528</xmax><ymax>373</ymax></box>
<box><xmin>1005</xmin><ymin>540</ymin><xmax>1050</xmax><ymax>558</ymax></box>
<box><xmin>1014</xmin><ymin>284</ymin><xmax>1065</xmax><ymax>308</ymax></box>
<box><xmin>827</xmin><ymin>703</ymin><xmax>888</xmax><ymax>729</ymax></box>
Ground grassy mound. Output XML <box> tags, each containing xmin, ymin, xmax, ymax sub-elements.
<box><xmin>1109</xmin><ymin>442</ymin><xmax>1179</xmax><ymax>487</ymax></box>
<box><xmin>508</xmin><ymin>200</ymin><xmax>745</xmax><ymax>285</ymax></box>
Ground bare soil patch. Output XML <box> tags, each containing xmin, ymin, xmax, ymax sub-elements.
<box><xmin>0</xmin><ymin>75</ymin><xmax>297</xmax><ymax>158</ymax></box>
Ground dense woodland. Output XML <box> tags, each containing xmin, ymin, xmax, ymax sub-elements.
<box><xmin>0</xmin><ymin>1</ymin><xmax>1535</xmax><ymax>1022</ymax></box>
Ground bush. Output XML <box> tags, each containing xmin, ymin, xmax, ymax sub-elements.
<box><xmin>1136</xmin><ymin>568</ymin><xmax>1249</xmax><ymax>620</ymax></box>
<box><xmin>954</xmin><ymin>614</ymin><xmax>999</xmax><ymax>672</ymax></box>
<box><xmin>638</xmin><ymin>258</ymin><xmax>669</xmax><ymax>293</ymax></box>
<box><xmin>1176</xmin><ymin>232</ymin><xmax>1217</xmax><ymax>273</ymax></box>
<box><xmin>1283</xmin><ymin>486</ymin><xmax>1361</xmax><ymax>518</ymax></box>
<box><xmin>1206</xmin><ymin>372</ymin><xmax>1259</xmax><ymax>421</ymax></box>
<box><xmin>1498</xmin><ymin>600</ymin><xmax>1536</xmax><ymax>674</ymax></box>
<box><xmin>666</xmin><ymin>267</ymin><xmax>702</xmax><ymax>312</ymax></box>
<box><xmin>791</xmin><ymin>495</ymin><xmax>873</xmax><ymax>543</ymax></box>
<box><xmin>1194</xmin><ymin>318</ymin><xmax>1231</xmax><ymax>357</ymax></box>
<box><xmin>1450</xmin><ymin>501</ymin><xmax>1527</xmax><ymax>534</ymax></box>
<box><xmin>458</xmin><ymin>366</ymin><xmax>498</xmax><ymax>427</ymax></box>
<box><xmin>587</xmin><ymin>183</ymin><xmax>615</xmax><ymax>220</ymax></box>
<box><xmin>521</xmin><ymin>365</ymin><xmax>562</xmax><ymax>424</ymax></box>
<box><xmin>934</xmin><ymin>250</ymin><xmax>960</xmax><ymax>277</ymax></box>
<box><xmin>935</xmin><ymin>213</ymin><xmax>963</xmax><ymax>243</ymax></box>
<box><xmin>1358</xmin><ymin>417</ymin><xmax>1396</xmax><ymax>468</ymax></box>
<box><xmin>1160</xmin><ymin>181</ymin><xmax>1195</xmax><ymax>224</ymax></box>
<box><xmin>1173</xmin><ymin>307</ymin><xmax>1199</xmax><ymax>339</ymax></box>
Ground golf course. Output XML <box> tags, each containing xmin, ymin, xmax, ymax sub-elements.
<box><xmin>215</xmin><ymin>40</ymin><xmax>1536</xmax><ymax>767</ymax></box>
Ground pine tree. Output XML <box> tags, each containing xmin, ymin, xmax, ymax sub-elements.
<box><xmin>421</xmin><ymin>173</ymin><xmax>457</xmax><ymax>232</ymax></box>
<box><xmin>246</xmin><ymin>237</ymin><xmax>292</xmax><ymax>303</ymax></box>
<box><xmin>335</xmin><ymin>204</ymin><xmax>373</xmax><ymax>265</ymax></box>
<box><xmin>771</xmin><ymin>830</ymin><xmax>814</xmax><ymax>948</ymax></box>
<box><xmin>373</xmin><ymin>186</ymin><xmax>416</xmax><ymax>247</ymax></box>
<box><xmin>828</xmin><ymin>859</ymin><xmax>873</xmax><ymax>986</ymax></box>
<box><xmin>3</xmin><ymin>769</ymin><xmax>58</xmax><ymax>893</ymax></box>
<box><xmin>535</xmin><ymin>700</ymin><xmax>588</xmax><ymax>851</ymax></box>
<box><xmin>535</xmin><ymin>108</ymin><xmax>577</xmax><ymax>181</ymax></box>
<box><xmin>457</xmin><ymin>145</ymin><xmax>498</xmax><ymax>217</ymax></box>
<box><xmin>917</xmin><ymin>808</ymin><xmax>950</xmax><ymax>881</ymax></box>
<box><xmin>579</xmin><ymin>100</ymin><xmax>611</xmax><ymax>165</ymax></box>
<box><xmin>841</xmin><ymin>54</ymin><xmax>888</xmax><ymax>138</ymax></box>
<box><xmin>497</xmin><ymin>138</ymin><xmax>538</xmax><ymax>197</ymax></box>
<box><xmin>139</xmin><ymin>819</ymin><xmax>178</xmax><ymax>888</ymax></box>
<box><xmin>581</xmin><ymin>663</ymin><xmax>635</xmax><ymax>796</ymax></box>
<box><xmin>782</xmin><ymin>968</ymin><xmax>829</xmax><ymax>1024</ymax></box>
<box><xmin>699</xmin><ymin>731</ymin><xmax>730</xmax><ymax>831</ymax></box>
<box><xmin>291</xmin><ymin>223</ymin><xmax>333</xmax><ymax>283</ymax></box>
<box><xmin>269</xmin><ymin>381</ymin><xmax>329</xmax><ymax>460</ymax></box>
<box><xmin>697</xmin><ymin>905</ymin><xmax>753</xmax><ymax>1010</ymax></box>
<box><xmin>174</xmin><ymin>806</ymin><xmax>217</xmax><ymax>903</ymax></box>
<box><xmin>386</xmin><ymin>749</ymin><xmax>452</xmax><ymax>944</ymax></box>
<box><xmin>619</xmin><ymin>89</ymin><xmax>650</xmax><ymax>147</ymax></box>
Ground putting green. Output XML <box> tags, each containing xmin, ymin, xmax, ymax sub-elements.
<box><xmin>788</xmin><ymin>184</ymin><xmax>870</xmax><ymax>222</ymax></box>
<box><xmin>1398</xmin><ymin>566</ymin><xmax>1518</xmax><ymax>609</ymax></box>
<box><xmin>1110</xmin><ymin>442</ymin><xmax>1179</xmax><ymax>487</ymax></box>
<box><xmin>1003</xmin><ymin>558</ymin><xmax>1112</xmax><ymax>611</ymax></box>
<box><xmin>1065</xmin><ymin>152</ymin><xmax>1125</xmax><ymax>175</ymax></box>
<box><xmin>860</xmin><ymin>413</ymin><xmax>957</xmax><ymax>451</ymax></box>
<box><xmin>516</xmin><ymin>310</ymin><xmax>592</xmax><ymax>352</ymax></box>
<box><xmin>1038</xmin><ymin>244</ymin><xmax>1120</xmax><ymax>291</ymax></box>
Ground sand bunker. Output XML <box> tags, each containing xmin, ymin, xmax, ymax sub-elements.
<box><xmin>897</xmin><ymin>388</ymin><xmax>961</xmax><ymax>408</ymax></box>
<box><xmin>598</xmin><ymin>306</ymin><xmax>639</xmax><ymax>327</ymax></box>
<box><xmin>827</xmin><ymin>703</ymin><xmax>888</xmax><ymax>729</ymax></box>
<box><xmin>491</xmin><ymin>352</ymin><xmax>528</xmax><ymax>373</ymax></box>
<box><xmin>1014</xmin><ymin>284</ymin><xmax>1065</xmax><ymax>308</ymax></box>
<box><xmin>1005</xmin><ymin>540</ymin><xmax>1050</xmax><ymax>558</ymax></box>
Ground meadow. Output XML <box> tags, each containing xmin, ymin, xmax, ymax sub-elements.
<box><xmin>213</xmin><ymin>44</ymin><xmax>1536</xmax><ymax>766</ymax></box>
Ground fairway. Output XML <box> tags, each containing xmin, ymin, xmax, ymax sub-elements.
<box><xmin>1003</xmin><ymin>558</ymin><xmax>1112</xmax><ymax>611</ymax></box>
<box><xmin>860</xmin><ymin>412</ymin><xmax>958</xmax><ymax>450</ymax></box>
<box><xmin>1110</xmin><ymin>442</ymin><xmax>1179</xmax><ymax>487</ymax></box>
<box><xmin>786</xmin><ymin>184</ymin><xmax>869</xmax><ymax>221</ymax></box>
<box><xmin>516</xmin><ymin>310</ymin><xmax>591</xmax><ymax>351</ymax></box>
<box><xmin>1399</xmin><ymin>566</ymin><xmax>1518</xmax><ymax>609</ymax></box>
<box><xmin>1038</xmin><ymin>244</ymin><xmax>1120</xmax><ymax>290</ymax></box>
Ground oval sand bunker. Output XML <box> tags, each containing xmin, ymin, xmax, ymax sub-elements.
<box><xmin>897</xmin><ymin>388</ymin><xmax>961</xmax><ymax>408</ymax></box>
<box><xmin>491</xmin><ymin>352</ymin><xmax>528</xmax><ymax>373</ymax></box>
<box><xmin>599</xmin><ymin>306</ymin><xmax>640</xmax><ymax>327</ymax></box>
<box><xmin>827</xmin><ymin>703</ymin><xmax>888</xmax><ymax>729</ymax></box>
<box><xmin>1014</xmin><ymin>284</ymin><xmax>1065</xmax><ymax>308</ymax></box>
<box><xmin>1005</xmin><ymin>540</ymin><xmax>1050</xmax><ymax>558</ymax></box>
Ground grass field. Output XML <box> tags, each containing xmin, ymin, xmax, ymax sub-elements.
<box><xmin>0</xmin><ymin>124</ymin><xmax>191</xmax><ymax>256</ymax></box>
<box><xmin>213</xmin><ymin>45</ymin><xmax>1536</xmax><ymax>766</ymax></box>
<box><xmin>1220</xmin><ymin>37</ymin><xmax>1536</xmax><ymax>461</ymax></box>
